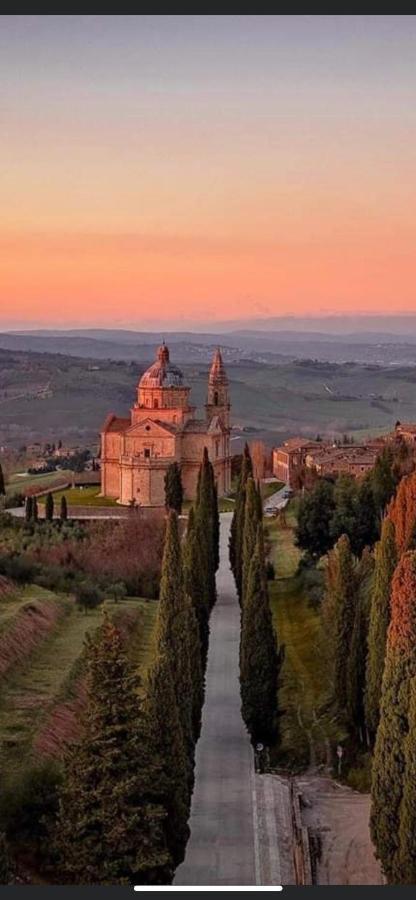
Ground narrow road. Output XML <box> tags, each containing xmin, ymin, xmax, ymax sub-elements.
<box><xmin>174</xmin><ymin>512</ymin><xmax>257</xmax><ymax>886</ymax></box>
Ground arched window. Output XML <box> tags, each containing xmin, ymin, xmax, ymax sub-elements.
<box><xmin>214</xmin><ymin>390</ymin><xmax>219</xmax><ymax>406</ymax></box>
<box><xmin>153</xmin><ymin>397</ymin><xmax>159</xmax><ymax>409</ymax></box>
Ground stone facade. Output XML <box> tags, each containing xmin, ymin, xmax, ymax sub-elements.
<box><xmin>101</xmin><ymin>344</ymin><xmax>231</xmax><ymax>506</ymax></box>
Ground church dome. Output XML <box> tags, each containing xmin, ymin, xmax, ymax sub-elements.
<box><xmin>139</xmin><ymin>343</ymin><xmax>186</xmax><ymax>388</ymax></box>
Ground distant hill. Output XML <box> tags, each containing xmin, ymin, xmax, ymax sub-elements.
<box><xmin>3</xmin><ymin>327</ymin><xmax>416</xmax><ymax>366</ymax></box>
<box><xmin>1</xmin><ymin>344</ymin><xmax>416</xmax><ymax>452</ymax></box>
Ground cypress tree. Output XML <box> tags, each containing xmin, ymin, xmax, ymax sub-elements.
<box><xmin>32</xmin><ymin>496</ymin><xmax>38</xmax><ymax>523</ymax></box>
<box><xmin>45</xmin><ymin>492</ymin><xmax>54</xmax><ymax>522</ymax></box>
<box><xmin>60</xmin><ymin>495</ymin><xmax>68</xmax><ymax>521</ymax></box>
<box><xmin>388</xmin><ymin>470</ymin><xmax>416</xmax><ymax>555</ymax></box>
<box><xmin>146</xmin><ymin>650</ymin><xmax>190</xmax><ymax>867</ymax></box>
<box><xmin>241</xmin><ymin>477</ymin><xmax>261</xmax><ymax>606</ymax></box>
<box><xmin>0</xmin><ymin>464</ymin><xmax>5</xmax><ymax>496</ymax></box>
<box><xmin>156</xmin><ymin>511</ymin><xmax>193</xmax><ymax>758</ymax></box>
<box><xmin>0</xmin><ymin>833</ymin><xmax>11</xmax><ymax>884</ymax></box>
<box><xmin>183</xmin><ymin>506</ymin><xmax>210</xmax><ymax>662</ymax></box>
<box><xmin>213</xmin><ymin>480</ymin><xmax>220</xmax><ymax>573</ymax></box>
<box><xmin>25</xmin><ymin>495</ymin><xmax>33</xmax><ymax>523</ymax></box>
<box><xmin>323</xmin><ymin>534</ymin><xmax>355</xmax><ymax>714</ymax></box>
<box><xmin>346</xmin><ymin>548</ymin><xmax>374</xmax><ymax>739</ymax></box>
<box><xmin>164</xmin><ymin>462</ymin><xmax>184</xmax><ymax>514</ymax></box>
<box><xmin>365</xmin><ymin>518</ymin><xmax>397</xmax><ymax>741</ymax></box>
<box><xmin>229</xmin><ymin>443</ymin><xmax>252</xmax><ymax>596</ymax></box>
<box><xmin>371</xmin><ymin>446</ymin><xmax>396</xmax><ymax>517</ymax></box>
<box><xmin>240</xmin><ymin>526</ymin><xmax>279</xmax><ymax>744</ymax></box>
<box><xmin>56</xmin><ymin>617</ymin><xmax>171</xmax><ymax>884</ymax></box>
<box><xmin>371</xmin><ymin>551</ymin><xmax>416</xmax><ymax>883</ymax></box>
<box><xmin>397</xmin><ymin>676</ymin><xmax>416</xmax><ymax>884</ymax></box>
<box><xmin>195</xmin><ymin>448</ymin><xmax>217</xmax><ymax>609</ymax></box>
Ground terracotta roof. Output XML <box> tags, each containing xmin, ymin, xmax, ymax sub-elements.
<box><xmin>101</xmin><ymin>414</ymin><xmax>130</xmax><ymax>433</ymax></box>
<box><xmin>397</xmin><ymin>423</ymin><xmax>416</xmax><ymax>434</ymax></box>
<box><xmin>279</xmin><ymin>438</ymin><xmax>323</xmax><ymax>451</ymax></box>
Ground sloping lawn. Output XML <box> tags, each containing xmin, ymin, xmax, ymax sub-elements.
<box><xmin>267</xmin><ymin>502</ymin><xmax>345</xmax><ymax>770</ymax></box>
<box><xmin>40</xmin><ymin>486</ymin><xmax>117</xmax><ymax>507</ymax></box>
<box><xmin>0</xmin><ymin>593</ymin><xmax>158</xmax><ymax>781</ymax></box>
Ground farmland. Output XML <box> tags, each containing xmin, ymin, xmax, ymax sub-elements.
<box><xmin>0</xmin><ymin>584</ymin><xmax>158</xmax><ymax>785</ymax></box>
<box><xmin>2</xmin><ymin>345</ymin><xmax>416</xmax><ymax>451</ymax></box>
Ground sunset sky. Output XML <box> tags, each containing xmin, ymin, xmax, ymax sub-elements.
<box><xmin>1</xmin><ymin>15</ymin><xmax>416</xmax><ymax>329</ymax></box>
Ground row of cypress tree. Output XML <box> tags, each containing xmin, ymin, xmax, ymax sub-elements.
<box><xmin>322</xmin><ymin>463</ymin><xmax>416</xmax><ymax>883</ymax></box>
<box><xmin>230</xmin><ymin>445</ymin><xmax>281</xmax><ymax>745</ymax></box>
<box><xmin>53</xmin><ymin>448</ymin><xmax>220</xmax><ymax>884</ymax></box>
<box><xmin>368</xmin><ymin>471</ymin><xmax>416</xmax><ymax>882</ymax></box>
<box><xmin>25</xmin><ymin>492</ymin><xmax>68</xmax><ymax>522</ymax></box>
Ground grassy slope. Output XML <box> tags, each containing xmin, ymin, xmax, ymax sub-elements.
<box><xmin>0</xmin><ymin>593</ymin><xmax>158</xmax><ymax>780</ymax></box>
<box><xmin>6</xmin><ymin>471</ymin><xmax>71</xmax><ymax>496</ymax></box>
<box><xmin>4</xmin><ymin>352</ymin><xmax>416</xmax><ymax>449</ymax></box>
<box><xmin>39</xmin><ymin>486</ymin><xmax>117</xmax><ymax>507</ymax></box>
<box><xmin>267</xmin><ymin>503</ymin><xmax>345</xmax><ymax>770</ymax></box>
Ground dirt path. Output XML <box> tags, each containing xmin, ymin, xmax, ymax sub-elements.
<box><xmin>296</xmin><ymin>775</ymin><xmax>383</xmax><ymax>885</ymax></box>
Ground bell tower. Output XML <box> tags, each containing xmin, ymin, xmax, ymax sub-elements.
<box><xmin>206</xmin><ymin>347</ymin><xmax>230</xmax><ymax>427</ymax></box>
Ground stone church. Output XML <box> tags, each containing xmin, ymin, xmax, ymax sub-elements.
<box><xmin>100</xmin><ymin>343</ymin><xmax>231</xmax><ymax>506</ymax></box>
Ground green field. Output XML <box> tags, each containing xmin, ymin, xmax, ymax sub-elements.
<box><xmin>39</xmin><ymin>486</ymin><xmax>117</xmax><ymax>507</ymax></box>
<box><xmin>0</xmin><ymin>589</ymin><xmax>158</xmax><ymax>782</ymax></box>
<box><xmin>6</xmin><ymin>471</ymin><xmax>70</xmax><ymax>496</ymax></box>
<box><xmin>267</xmin><ymin>503</ymin><xmax>345</xmax><ymax>770</ymax></box>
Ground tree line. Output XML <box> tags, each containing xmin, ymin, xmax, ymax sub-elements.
<box><xmin>229</xmin><ymin>444</ymin><xmax>282</xmax><ymax>746</ymax></box>
<box><xmin>320</xmin><ymin>462</ymin><xmax>416</xmax><ymax>883</ymax></box>
<box><xmin>20</xmin><ymin>447</ymin><xmax>220</xmax><ymax>885</ymax></box>
<box><xmin>296</xmin><ymin>443</ymin><xmax>413</xmax><ymax>559</ymax></box>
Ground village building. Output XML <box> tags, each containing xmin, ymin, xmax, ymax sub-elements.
<box><xmin>394</xmin><ymin>422</ymin><xmax>416</xmax><ymax>445</ymax></box>
<box><xmin>272</xmin><ymin>438</ymin><xmax>323</xmax><ymax>486</ymax></box>
<box><xmin>100</xmin><ymin>343</ymin><xmax>231</xmax><ymax>506</ymax></box>
<box><xmin>304</xmin><ymin>445</ymin><xmax>378</xmax><ymax>479</ymax></box>
<box><xmin>273</xmin><ymin>436</ymin><xmax>382</xmax><ymax>485</ymax></box>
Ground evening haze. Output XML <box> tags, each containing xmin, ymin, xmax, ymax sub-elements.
<box><xmin>1</xmin><ymin>15</ymin><xmax>416</xmax><ymax>328</ymax></box>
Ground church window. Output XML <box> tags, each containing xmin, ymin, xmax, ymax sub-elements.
<box><xmin>154</xmin><ymin>398</ymin><xmax>159</xmax><ymax>409</ymax></box>
<box><xmin>145</xmin><ymin>425</ymin><xmax>151</xmax><ymax>431</ymax></box>
<box><xmin>144</xmin><ymin>448</ymin><xmax>150</xmax><ymax>458</ymax></box>
<box><xmin>214</xmin><ymin>391</ymin><xmax>219</xmax><ymax>406</ymax></box>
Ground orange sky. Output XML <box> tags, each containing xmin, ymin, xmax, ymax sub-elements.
<box><xmin>1</xmin><ymin>16</ymin><xmax>416</xmax><ymax>327</ymax></box>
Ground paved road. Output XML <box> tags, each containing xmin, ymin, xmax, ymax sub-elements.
<box><xmin>174</xmin><ymin>512</ymin><xmax>257</xmax><ymax>886</ymax></box>
<box><xmin>264</xmin><ymin>485</ymin><xmax>290</xmax><ymax>515</ymax></box>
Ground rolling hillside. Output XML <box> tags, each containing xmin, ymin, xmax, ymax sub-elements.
<box><xmin>0</xmin><ymin>584</ymin><xmax>158</xmax><ymax>785</ymax></box>
<box><xmin>1</xmin><ymin>345</ymin><xmax>416</xmax><ymax>450</ymax></box>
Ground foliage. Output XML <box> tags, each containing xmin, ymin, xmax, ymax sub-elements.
<box><xmin>55</xmin><ymin>618</ymin><xmax>172</xmax><ymax>885</ymax></box>
<box><xmin>240</xmin><ymin>527</ymin><xmax>280</xmax><ymax>744</ymax></box>
<box><xmin>322</xmin><ymin>535</ymin><xmax>356</xmax><ymax>716</ymax></box>
<box><xmin>387</xmin><ymin>469</ymin><xmax>416</xmax><ymax>556</ymax></box>
<box><xmin>164</xmin><ymin>462</ymin><xmax>183</xmax><ymax>515</ymax></box>
<box><xmin>365</xmin><ymin>519</ymin><xmax>397</xmax><ymax>741</ymax></box>
<box><xmin>146</xmin><ymin>650</ymin><xmax>190</xmax><ymax>867</ymax></box>
<box><xmin>345</xmin><ymin>548</ymin><xmax>374</xmax><ymax>737</ymax></box>
<box><xmin>295</xmin><ymin>479</ymin><xmax>335</xmax><ymax>558</ymax></box>
<box><xmin>45</xmin><ymin>492</ymin><xmax>54</xmax><ymax>522</ymax></box>
<box><xmin>371</xmin><ymin>552</ymin><xmax>416</xmax><ymax>883</ymax></box>
<box><xmin>241</xmin><ymin>477</ymin><xmax>262</xmax><ymax>605</ymax></box>
<box><xmin>0</xmin><ymin>833</ymin><xmax>11</xmax><ymax>884</ymax></box>
<box><xmin>229</xmin><ymin>443</ymin><xmax>252</xmax><ymax>600</ymax></box>
<box><xmin>60</xmin><ymin>495</ymin><xmax>68</xmax><ymax>521</ymax></box>
<box><xmin>74</xmin><ymin>580</ymin><xmax>102</xmax><ymax>614</ymax></box>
